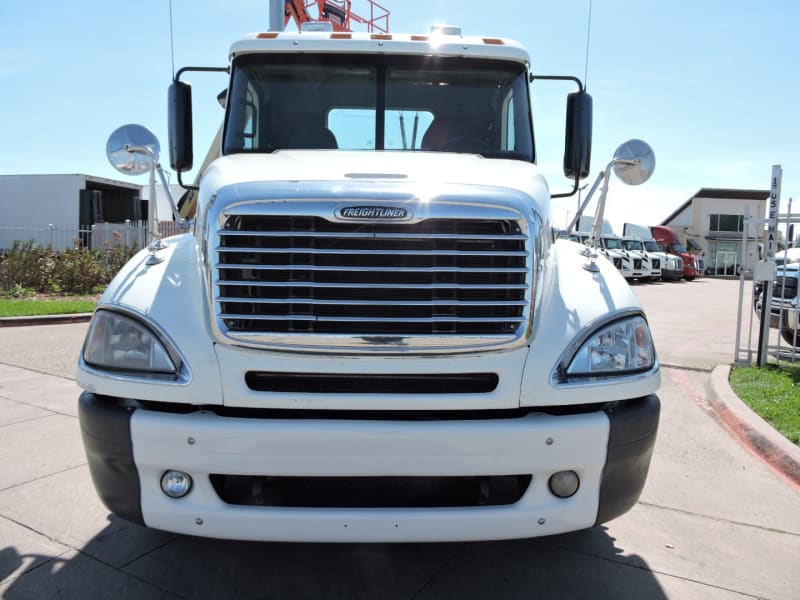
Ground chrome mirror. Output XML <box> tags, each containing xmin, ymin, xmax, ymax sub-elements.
<box><xmin>612</xmin><ymin>139</ymin><xmax>655</xmax><ymax>186</ymax></box>
<box><xmin>106</xmin><ymin>124</ymin><xmax>160</xmax><ymax>175</ymax></box>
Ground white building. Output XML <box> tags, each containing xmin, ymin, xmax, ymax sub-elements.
<box><xmin>660</xmin><ymin>188</ymin><xmax>769</xmax><ymax>277</ymax></box>
<box><xmin>0</xmin><ymin>174</ymin><xmax>185</xmax><ymax>251</ymax></box>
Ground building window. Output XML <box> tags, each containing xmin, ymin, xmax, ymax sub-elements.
<box><xmin>709</xmin><ymin>214</ymin><xmax>744</xmax><ymax>233</ymax></box>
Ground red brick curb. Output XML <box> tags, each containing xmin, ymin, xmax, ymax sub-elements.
<box><xmin>709</xmin><ymin>365</ymin><xmax>800</xmax><ymax>490</ymax></box>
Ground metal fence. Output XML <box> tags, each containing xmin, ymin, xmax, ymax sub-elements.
<box><xmin>0</xmin><ymin>221</ymin><xmax>183</xmax><ymax>252</ymax></box>
<box><xmin>735</xmin><ymin>209</ymin><xmax>800</xmax><ymax>365</ymax></box>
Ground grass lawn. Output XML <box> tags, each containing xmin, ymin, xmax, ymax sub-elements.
<box><xmin>729</xmin><ymin>363</ymin><xmax>800</xmax><ymax>446</ymax></box>
<box><xmin>0</xmin><ymin>297</ymin><xmax>96</xmax><ymax>318</ymax></box>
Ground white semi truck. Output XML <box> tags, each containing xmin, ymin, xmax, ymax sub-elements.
<box><xmin>77</xmin><ymin>21</ymin><xmax>661</xmax><ymax>542</ymax></box>
<box><xmin>624</xmin><ymin>222</ymin><xmax>683</xmax><ymax>282</ymax></box>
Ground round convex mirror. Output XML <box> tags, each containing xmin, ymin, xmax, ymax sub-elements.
<box><xmin>106</xmin><ymin>124</ymin><xmax>160</xmax><ymax>176</ymax></box>
<box><xmin>612</xmin><ymin>139</ymin><xmax>655</xmax><ymax>186</ymax></box>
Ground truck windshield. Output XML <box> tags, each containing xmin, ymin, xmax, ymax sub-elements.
<box><xmin>622</xmin><ymin>240</ymin><xmax>642</xmax><ymax>251</ymax></box>
<box><xmin>602</xmin><ymin>238</ymin><xmax>623</xmax><ymax>250</ymax></box>
<box><xmin>643</xmin><ymin>240</ymin><xmax>659</xmax><ymax>252</ymax></box>
<box><xmin>223</xmin><ymin>54</ymin><xmax>534</xmax><ymax>160</ymax></box>
<box><xmin>671</xmin><ymin>242</ymin><xmax>687</xmax><ymax>253</ymax></box>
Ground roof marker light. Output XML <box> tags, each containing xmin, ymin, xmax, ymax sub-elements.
<box><xmin>256</xmin><ymin>32</ymin><xmax>279</xmax><ymax>39</ymax></box>
<box><xmin>483</xmin><ymin>38</ymin><xmax>504</xmax><ymax>45</ymax></box>
<box><xmin>371</xmin><ymin>33</ymin><xmax>392</xmax><ymax>40</ymax></box>
<box><xmin>430</xmin><ymin>25</ymin><xmax>462</xmax><ymax>36</ymax></box>
<box><xmin>331</xmin><ymin>33</ymin><xmax>352</xmax><ymax>39</ymax></box>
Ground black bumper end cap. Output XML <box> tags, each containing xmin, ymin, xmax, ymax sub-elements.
<box><xmin>78</xmin><ymin>392</ymin><xmax>144</xmax><ymax>526</ymax></box>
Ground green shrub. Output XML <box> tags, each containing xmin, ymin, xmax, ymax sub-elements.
<box><xmin>0</xmin><ymin>241</ymin><xmax>56</xmax><ymax>292</ymax></box>
<box><xmin>53</xmin><ymin>247</ymin><xmax>107</xmax><ymax>295</ymax></box>
<box><xmin>0</xmin><ymin>239</ymin><xmax>139</xmax><ymax>295</ymax></box>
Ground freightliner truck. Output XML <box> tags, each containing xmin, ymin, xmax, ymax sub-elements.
<box><xmin>77</xmin><ymin>15</ymin><xmax>661</xmax><ymax>542</ymax></box>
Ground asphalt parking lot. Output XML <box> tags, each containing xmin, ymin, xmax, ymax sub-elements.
<box><xmin>1</xmin><ymin>277</ymin><xmax>799</xmax><ymax>599</ymax></box>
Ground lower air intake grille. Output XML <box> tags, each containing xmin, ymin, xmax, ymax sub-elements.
<box><xmin>214</xmin><ymin>215</ymin><xmax>529</xmax><ymax>336</ymax></box>
<box><xmin>245</xmin><ymin>372</ymin><xmax>499</xmax><ymax>394</ymax></box>
<box><xmin>773</xmin><ymin>277</ymin><xmax>798</xmax><ymax>299</ymax></box>
<box><xmin>210</xmin><ymin>474</ymin><xmax>532</xmax><ymax>508</ymax></box>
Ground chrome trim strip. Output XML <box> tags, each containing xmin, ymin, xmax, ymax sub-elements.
<box><xmin>217</xmin><ymin>230</ymin><xmax>528</xmax><ymax>241</ymax></box>
<box><xmin>217</xmin><ymin>264</ymin><xmax>527</xmax><ymax>273</ymax></box>
<box><xmin>220</xmin><ymin>314</ymin><xmax>527</xmax><ymax>323</ymax></box>
<box><xmin>217</xmin><ymin>281</ymin><xmax>528</xmax><ymax>290</ymax></box>
<box><xmin>216</xmin><ymin>247</ymin><xmax>529</xmax><ymax>257</ymax></box>
<box><xmin>221</xmin><ymin>332</ymin><xmax>520</xmax><ymax>353</ymax></box>
<box><xmin>218</xmin><ymin>298</ymin><xmax>527</xmax><ymax>306</ymax></box>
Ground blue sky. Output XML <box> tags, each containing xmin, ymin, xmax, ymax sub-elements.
<box><xmin>1</xmin><ymin>0</ymin><xmax>797</xmax><ymax>230</ymax></box>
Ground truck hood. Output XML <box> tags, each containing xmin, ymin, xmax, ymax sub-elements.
<box><xmin>202</xmin><ymin>151</ymin><xmax>549</xmax><ymax>199</ymax></box>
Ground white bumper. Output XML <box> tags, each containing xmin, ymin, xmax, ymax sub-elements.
<box><xmin>132</xmin><ymin>409</ymin><xmax>609</xmax><ymax>542</ymax></box>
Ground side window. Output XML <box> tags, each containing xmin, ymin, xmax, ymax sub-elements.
<box><xmin>503</xmin><ymin>93</ymin><xmax>516</xmax><ymax>151</ymax></box>
<box><xmin>241</xmin><ymin>87</ymin><xmax>257</xmax><ymax>150</ymax></box>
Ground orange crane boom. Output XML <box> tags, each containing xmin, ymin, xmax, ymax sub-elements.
<box><xmin>284</xmin><ymin>0</ymin><xmax>390</xmax><ymax>33</ymax></box>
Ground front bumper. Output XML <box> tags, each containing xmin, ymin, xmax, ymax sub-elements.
<box><xmin>79</xmin><ymin>392</ymin><xmax>659</xmax><ymax>542</ymax></box>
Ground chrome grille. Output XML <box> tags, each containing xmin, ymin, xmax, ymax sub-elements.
<box><xmin>214</xmin><ymin>215</ymin><xmax>530</xmax><ymax>337</ymax></box>
<box><xmin>773</xmin><ymin>277</ymin><xmax>798</xmax><ymax>299</ymax></box>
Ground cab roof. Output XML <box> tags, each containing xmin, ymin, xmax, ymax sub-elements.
<box><xmin>230</xmin><ymin>31</ymin><xmax>530</xmax><ymax>65</ymax></box>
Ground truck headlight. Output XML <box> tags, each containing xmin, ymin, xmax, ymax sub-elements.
<box><xmin>83</xmin><ymin>310</ymin><xmax>178</xmax><ymax>376</ymax></box>
<box><xmin>565</xmin><ymin>315</ymin><xmax>655</xmax><ymax>377</ymax></box>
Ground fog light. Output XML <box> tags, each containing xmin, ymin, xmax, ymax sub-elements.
<box><xmin>160</xmin><ymin>470</ymin><xmax>192</xmax><ymax>498</ymax></box>
<box><xmin>548</xmin><ymin>470</ymin><xmax>580</xmax><ymax>498</ymax></box>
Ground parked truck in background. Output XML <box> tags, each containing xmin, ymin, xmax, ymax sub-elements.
<box><xmin>601</xmin><ymin>235</ymin><xmax>639</xmax><ymax>282</ymax></box>
<box><xmin>622</xmin><ymin>236</ymin><xmax>657</xmax><ymax>281</ymax></box>
<box><xmin>561</xmin><ymin>231</ymin><xmax>635</xmax><ymax>280</ymax></box>
<box><xmin>755</xmin><ymin>248</ymin><xmax>800</xmax><ymax>345</ymax></box>
<box><xmin>76</xmin><ymin>11</ymin><xmax>661</xmax><ymax>543</ymax></box>
<box><xmin>624</xmin><ymin>223</ymin><xmax>682</xmax><ymax>282</ymax></box>
<box><xmin>650</xmin><ymin>225</ymin><xmax>704</xmax><ymax>280</ymax></box>
<box><xmin>570</xmin><ymin>217</ymin><xmax>635</xmax><ymax>280</ymax></box>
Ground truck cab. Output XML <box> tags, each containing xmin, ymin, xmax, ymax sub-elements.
<box><xmin>650</xmin><ymin>225</ymin><xmax>704</xmax><ymax>281</ymax></box>
<box><xmin>600</xmin><ymin>235</ymin><xmax>635</xmax><ymax>281</ymax></box>
<box><xmin>77</xmin><ymin>27</ymin><xmax>661</xmax><ymax>543</ymax></box>
<box><xmin>621</xmin><ymin>236</ymin><xmax>655</xmax><ymax>281</ymax></box>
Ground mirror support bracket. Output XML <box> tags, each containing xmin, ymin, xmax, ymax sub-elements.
<box><xmin>171</xmin><ymin>66</ymin><xmax>229</xmax><ymax>191</ymax></box>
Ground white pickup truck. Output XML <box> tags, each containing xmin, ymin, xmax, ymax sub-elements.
<box><xmin>77</xmin><ymin>26</ymin><xmax>661</xmax><ymax>542</ymax></box>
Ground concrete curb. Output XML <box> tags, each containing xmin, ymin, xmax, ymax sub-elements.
<box><xmin>708</xmin><ymin>364</ymin><xmax>800</xmax><ymax>489</ymax></box>
<box><xmin>0</xmin><ymin>313</ymin><xmax>93</xmax><ymax>327</ymax></box>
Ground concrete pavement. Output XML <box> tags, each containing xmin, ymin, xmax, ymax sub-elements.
<box><xmin>1</xmin><ymin>278</ymin><xmax>799</xmax><ymax>599</ymax></box>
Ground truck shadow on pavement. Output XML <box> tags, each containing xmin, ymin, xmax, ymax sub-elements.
<box><xmin>2</xmin><ymin>518</ymin><xmax>668</xmax><ymax>599</ymax></box>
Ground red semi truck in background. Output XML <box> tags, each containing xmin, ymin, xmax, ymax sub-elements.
<box><xmin>650</xmin><ymin>226</ymin><xmax>705</xmax><ymax>281</ymax></box>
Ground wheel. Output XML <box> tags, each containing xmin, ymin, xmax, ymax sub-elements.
<box><xmin>684</xmin><ymin>276</ymin><xmax>695</xmax><ymax>281</ymax></box>
<box><xmin>781</xmin><ymin>328</ymin><xmax>800</xmax><ymax>346</ymax></box>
